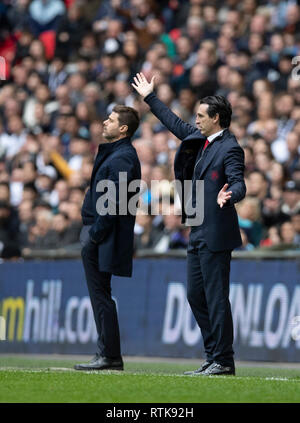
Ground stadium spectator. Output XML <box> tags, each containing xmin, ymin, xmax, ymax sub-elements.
<box><xmin>0</xmin><ymin>200</ymin><xmax>21</xmax><ymax>256</ymax></box>
<box><xmin>28</xmin><ymin>0</ymin><xmax>66</xmax><ymax>36</ymax></box>
<box><xmin>134</xmin><ymin>211</ymin><xmax>157</xmax><ymax>250</ymax></box>
<box><xmin>279</xmin><ymin>220</ymin><xmax>298</xmax><ymax>247</ymax></box>
<box><xmin>55</xmin><ymin>2</ymin><xmax>89</xmax><ymax>59</ymax></box>
<box><xmin>260</xmin><ymin>225</ymin><xmax>282</xmax><ymax>248</ymax></box>
<box><xmin>151</xmin><ymin>204</ymin><xmax>189</xmax><ymax>253</ymax></box>
<box><xmin>281</xmin><ymin>180</ymin><xmax>300</xmax><ymax>216</ymax></box>
<box><xmin>236</xmin><ymin>196</ymin><xmax>263</xmax><ymax>247</ymax></box>
<box><xmin>45</xmin><ymin>211</ymin><xmax>81</xmax><ymax>247</ymax></box>
<box><xmin>18</xmin><ymin>199</ymin><xmax>35</xmax><ymax>247</ymax></box>
<box><xmin>236</xmin><ymin>228</ymin><xmax>255</xmax><ymax>251</ymax></box>
<box><xmin>291</xmin><ymin>212</ymin><xmax>300</xmax><ymax>246</ymax></box>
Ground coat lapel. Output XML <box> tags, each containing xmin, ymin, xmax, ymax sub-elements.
<box><xmin>176</xmin><ymin>129</ymin><xmax>228</xmax><ymax>180</ymax></box>
<box><xmin>90</xmin><ymin>147</ymin><xmax>111</xmax><ymax>184</ymax></box>
<box><xmin>90</xmin><ymin>137</ymin><xmax>131</xmax><ymax>184</ymax></box>
<box><xmin>198</xmin><ymin>138</ymin><xmax>224</xmax><ymax>178</ymax></box>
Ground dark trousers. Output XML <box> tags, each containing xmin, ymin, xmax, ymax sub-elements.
<box><xmin>187</xmin><ymin>240</ymin><xmax>234</xmax><ymax>367</ymax></box>
<box><xmin>80</xmin><ymin>226</ymin><xmax>121</xmax><ymax>359</ymax></box>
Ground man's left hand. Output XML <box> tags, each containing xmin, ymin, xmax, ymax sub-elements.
<box><xmin>217</xmin><ymin>183</ymin><xmax>232</xmax><ymax>208</ymax></box>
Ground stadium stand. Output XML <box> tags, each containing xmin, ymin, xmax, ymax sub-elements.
<box><xmin>0</xmin><ymin>0</ymin><xmax>299</xmax><ymax>260</ymax></box>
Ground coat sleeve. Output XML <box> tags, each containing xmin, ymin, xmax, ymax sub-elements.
<box><xmin>88</xmin><ymin>155</ymin><xmax>135</xmax><ymax>243</ymax></box>
<box><xmin>144</xmin><ymin>92</ymin><xmax>198</xmax><ymax>140</ymax></box>
<box><xmin>81</xmin><ymin>188</ymin><xmax>94</xmax><ymax>225</ymax></box>
<box><xmin>224</xmin><ymin>145</ymin><xmax>247</xmax><ymax>205</ymax></box>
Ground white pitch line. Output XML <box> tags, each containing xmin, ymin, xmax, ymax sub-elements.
<box><xmin>0</xmin><ymin>367</ymin><xmax>300</xmax><ymax>382</ymax></box>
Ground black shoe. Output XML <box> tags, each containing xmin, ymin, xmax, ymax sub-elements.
<box><xmin>183</xmin><ymin>360</ymin><xmax>213</xmax><ymax>375</ymax></box>
<box><xmin>74</xmin><ymin>356</ymin><xmax>124</xmax><ymax>371</ymax></box>
<box><xmin>200</xmin><ymin>362</ymin><xmax>235</xmax><ymax>376</ymax></box>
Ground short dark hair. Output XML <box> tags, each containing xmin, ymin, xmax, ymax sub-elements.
<box><xmin>200</xmin><ymin>95</ymin><xmax>232</xmax><ymax>128</ymax></box>
<box><xmin>0</xmin><ymin>200</ymin><xmax>10</xmax><ymax>209</ymax></box>
<box><xmin>112</xmin><ymin>105</ymin><xmax>140</xmax><ymax>138</ymax></box>
<box><xmin>0</xmin><ymin>181</ymin><xmax>9</xmax><ymax>190</ymax></box>
<box><xmin>251</xmin><ymin>169</ymin><xmax>268</xmax><ymax>182</ymax></box>
<box><xmin>23</xmin><ymin>182</ymin><xmax>38</xmax><ymax>193</ymax></box>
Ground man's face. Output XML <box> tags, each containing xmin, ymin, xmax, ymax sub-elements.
<box><xmin>103</xmin><ymin>111</ymin><xmax>122</xmax><ymax>141</ymax></box>
<box><xmin>195</xmin><ymin>103</ymin><xmax>218</xmax><ymax>136</ymax></box>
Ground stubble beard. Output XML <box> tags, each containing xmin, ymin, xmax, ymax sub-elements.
<box><xmin>103</xmin><ymin>130</ymin><xmax>118</xmax><ymax>142</ymax></box>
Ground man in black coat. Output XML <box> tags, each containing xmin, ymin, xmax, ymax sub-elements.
<box><xmin>132</xmin><ymin>73</ymin><xmax>246</xmax><ymax>376</ymax></box>
<box><xmin>74</xmin><ymin>105</ymin><xmax>141</xmax><ymax>371</ymax></box>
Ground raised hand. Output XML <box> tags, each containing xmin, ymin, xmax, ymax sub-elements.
<box><xmin>217</xmin><ymin>183</ymin><xmax>232</xmax><ymax>208</ymax></box>
<box><xmin>131</xmin><ymin>72</ymin><xmax>156</xmax><ymax>98</ymax></box>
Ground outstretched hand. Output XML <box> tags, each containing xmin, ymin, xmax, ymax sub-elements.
<box><xmin>131</xmin><ymin>72</ymin><xmax>156</xmax><ymax>98</ymax></box>
<box><xmin>217</xmin><ymin>183</ymin><xmax>232</xmax><ymax>208</ymax></box>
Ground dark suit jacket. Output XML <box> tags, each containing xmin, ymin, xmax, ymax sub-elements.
<box><xmin>144</xmin><ymin>93</ymin><xmax>246</xmax><ymax>252</ymax></box>
<box><xmin>81</xmin><ymin>137</ymin><xmax>141</xmax><ymax>277</ymax></box>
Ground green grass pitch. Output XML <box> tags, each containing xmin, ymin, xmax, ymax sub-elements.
<box><xmin>0</xmin><ymin>356</ymin><xmax>300</xmax><ymax>403</ymax></box>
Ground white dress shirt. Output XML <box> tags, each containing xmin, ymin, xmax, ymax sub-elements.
<box><xmin>207</xmin><ymin>129</ymin><xmax>224</xmax><ymax>144</ymax></box>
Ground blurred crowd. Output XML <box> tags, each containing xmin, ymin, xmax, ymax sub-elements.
<box><xmin>0</xmin><ymin>0</ymin><xmax>300</xmax><ymax>260</ymax></box>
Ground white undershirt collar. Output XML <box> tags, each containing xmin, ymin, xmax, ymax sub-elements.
<box><xmin>207</xmin><ymin>129</ymin><xmax>224</xmax><ymax>143</ymax></box>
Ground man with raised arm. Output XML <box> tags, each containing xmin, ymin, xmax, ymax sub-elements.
<box><xmin>132</xmin><ymin>73</ymin><xmax>246</xmax><ymax>376</ymax></box>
